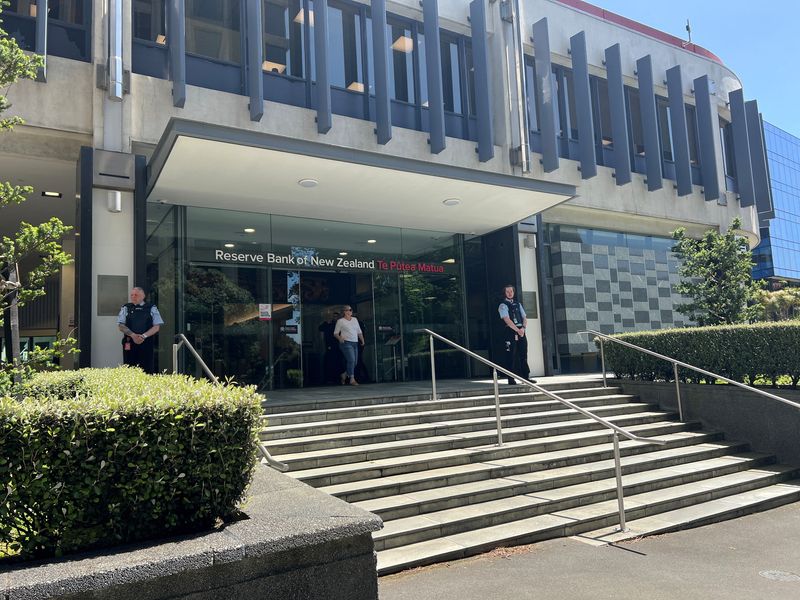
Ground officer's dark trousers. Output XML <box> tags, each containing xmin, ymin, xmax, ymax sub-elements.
<box><xmin>123</xmin><ymin>337</ymin><xmax>156</xmax><ymax>374</ymax></box>
<box><xmin>503</xmin><ymin>332</ymin><xmax>530</xmax><ymax>385</ymax></box>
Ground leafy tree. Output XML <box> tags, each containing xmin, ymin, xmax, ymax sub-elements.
<box><xmin>671</xmin><ymin>217</ymin><xmax>763</xmax><ymax>326</ymax></box>
<box><xmin>753</xmin><ymin>284</ymin><xmax>800</xmax><ymax>322</ymax></box>
<box><xmin>0</xmin><ymin>4</ymin><xmax>72</xmax><ymax>370</ymax></box>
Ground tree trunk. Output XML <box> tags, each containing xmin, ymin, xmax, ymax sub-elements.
<box><xmin>9</xmin><ymin>264</ymin><xmax>21</xmax><ymax>381</ymax></box>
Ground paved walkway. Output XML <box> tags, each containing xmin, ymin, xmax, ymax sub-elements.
<box><xmin>263</xmin><ymin>374</ymin><xmax>604</xmax><ymax>406</ymax></box>
<box><xmin>378</xmin><ymin>502</ymin><xmax>800</xmax><ymax>600</ymax></box>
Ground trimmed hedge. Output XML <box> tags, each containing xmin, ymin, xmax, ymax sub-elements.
<box><xmin>1</xmin><ymin>367</ymin><xmax>263</xmax><ymax>560</ymax></box>
<box><xmin>599</xmin><ymin>322</ymin><xmax>800</xmax><ymax>387</ymax></box>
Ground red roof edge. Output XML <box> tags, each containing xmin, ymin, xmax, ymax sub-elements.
<box><xmin>553</xmin><ymin>0</ymin><xmax>724</xmax><ymax>65</ymax></box>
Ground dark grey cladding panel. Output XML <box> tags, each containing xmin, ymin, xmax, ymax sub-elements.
<box><xmin>246</xmin><ymin>0</ymin><xmax>263</xmax><ymax>122</ymax></box>
<box><xmin>168</xmin><ymin>0</ymin><xmax>186</xmax><ymax>108</ymax></box>
<box><xmin>636</xmin><ymin>55</ymin><xmax>663</xmax><ymax>191</ymax></box>
<box><xmin>470</xmin><ymin>0</ymin><xmax>494</xmax><ymax>162</ymax></box>
<box><xmin>666</xmin><ymin>65</ymin><xmax>692</xmax><ymax>197</ymax></box>
<box><xmin>314</xmin><ymin>0</ymin><xmax>332</xmax><ymax>134</ymax></box>
<box><xmin>570</xmin><ymin>31</ymin><xmax>596</xmax><ymax>179</ymax></box>
<box><xmin>36</xmin><ymin>0</ymin><xmax>47</xmax><ymax>80</ymax></box>
<box><xmin>729</xmin><ymin>88</ymin><xmax>755</xmax><ymax>207</ymax></box>
<box><xmin>746</xmin><ymin>99</ymin><xmax>775</xmax><ymax>220</ymax></box>
<box><xmin>423</xmin><ymin>0</ymin><xmax>446</xmax><ymax>154</ymax></box>
<box><xmin>694</xmin><ymin>75</ymin><xmax>720</xmax><ymax>201</ymax></box>
<box><xmin>532</xmin><ymin>18</ymin><xmax>559</xmax><ymax>172</ymax></box>
<box><xmin>372</xmin><ymin>0</ymin><xmax>392</xmax><ymax>144</ymax></box>
<box><xmin>605</xmin><ymin>44</ymin><xmax>631</xmax><ymax>185</ymax></box>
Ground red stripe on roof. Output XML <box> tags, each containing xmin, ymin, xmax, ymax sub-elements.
<box><xmin>554</xmin><ymin>0</ymin><xmax>724</xmax><ymax>64</ymax></box>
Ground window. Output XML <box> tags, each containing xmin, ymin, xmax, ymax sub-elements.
<box><xmin>465</xmin><ymin>41</ymin><xmax>476</xmax><ymax>117</ymax></box>
<box><xmin>186</xmin><ymin>0</ymin><xmax>241</xmax><ymax>63</ymax></box>
<box><xmin>440</xmin><ymin>36</ymin><xmax>462</xmax><ymax>113</ymax></box>
<box><xmin>626</xmin><ymin>87</ymin><xmax>644</xmax><ymax>156</ymax></box>
<box><xmin>656</xmin><ymin>96</ymin><xmax>672</xmax><ymax>161</ymax></box>
<box><xmin>553</xmin><ymin>67</ymin><xmax>577</xmax><ymax>140</ymax></box>
<box><xmin>686</xmin><ymin>104</ymin><xmax>699</xmax><ymax>166</ymax></box>
<box><xmin>328</xmin><ymin>3</ymin><xmax>363</xmax><ymax>91</ymax></box>
<box><xmin>262</xmin><ymin>0</ymin><xmax>304</xmax><ymax>77</ymax></box>
<box><xmin>720</xmin><ymin>117</ymin><xmax>736</xmax><ymax>178</ymax></box>
<box><xmin>594</xmin><ymin>77</ymin><xmax>613</xmax><ymax>148</ymax></box>
<box><xmin>388</xmin><ymin>21</ymin><xmax>415</xmax><ymax>103</ymax></box>
<box><xmin>134</xmin><ymin>0</ymin><xmax>167</xmax><ymax>44</ymax></box>
<box><xmin>524</xmin><ymin>60</ymin><xmax>539</xmax><ymax>132</ymax></box>
<box><xmin>417</xmin><ymin>31</ymin><xmax>428</xmax><ymax>106</ymax></box>
<box><xmin>49</xmin><ymin>0</ymin><xmax>84</xmax><ymax>24</ymax></box>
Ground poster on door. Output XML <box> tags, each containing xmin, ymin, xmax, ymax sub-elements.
<box><xmin>258</xmin><ymin>303</ymin><xmax>272</xmax><ymax>321</ymax></box>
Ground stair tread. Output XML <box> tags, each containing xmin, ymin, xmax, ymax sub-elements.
<box><xmin>577</xmin><ymin>479</ymin><xmax>800</xmax><ymax>544</ymax></box>
<box><xmin>320</xmin><ymin>431</ymin><xmax>720</xmax><ymax>497</ymax></box>
<box><xmin>264</xmin><ymin>393</ymin><xmax>630</xmax><ymax>430</ymax></box>
<box><xmin>288</xmin><ymin>419</ymin><xmax>685</xmax><ymax>481</ymax></box>
<box><xmin>375</xmin><ymin>469</ymin><xmax>800</xmax><ymax>574</ymax></box>
<box><xmin>373</xmin><ymin>455</ymin><xmax>774</xmax><ymax>540</ymax></box>
<box><xmin>354</xmin><ymin>442</ymin><xmax>751</xmax><ymax>513</ymax></box>
<box><xmin>272</xmin><ymin>406</ymin><xmax>665</xmax><ymax>461</ymax></box>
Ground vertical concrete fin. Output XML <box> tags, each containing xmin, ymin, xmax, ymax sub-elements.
<box><xmin>666</xmin><ymin>65</ymin><xmax>692</xmax><ymax>197</ymax></box>
<box><xmin>729</xmin><ymin>88</ymin><xmax>755</xmax><ymax>207</ymax></box>
<box><xmin>570</xmin><ymin>31</ymin><xmax>596</xmax><ymax>179</ymax></box>
<box><xmin>532</xmin><ymin>18</ymin><xmax>558</xmax><ymax>172</ymax></box>
<box><xmin>247</xmin><ymin>0</ymin><xmax>264</xmax><ymax>122</ymax></box>
<box><xmin>314</xmin><ymin>0</ymin><xmax>332</xmax><ymax>134</ymax></box>
<box><xmin>423</xmin><ymin>0</ymin><xmax>446</xmax><ymax>154</ymax></box>
<box><xmin>372</xmin><ymin>0</ymin><xmax>392</xmax><ymax>144</ymax></box>
<box><xmin>168</xmin><ymin>0</ymin><xmax>186</xmax><ymax>108</ymax></box>
<box><xmin>605</xmin><ymin>44</ymin><xmax>631</xmax><ymax>185</ymax></box>
<box><xmin>470</xmin><ymin>0</ymin><xmax>494</xmax><ymax>162</ymax></box>
<box><xmin>636</xmin><ymin>55</ymin><xmax>663</xmax><ymax>191</ymax></box>
<box><xmin>694</xmin><ymin>75</ymin><xmax>721</xmax><ymax>202</ymax></box>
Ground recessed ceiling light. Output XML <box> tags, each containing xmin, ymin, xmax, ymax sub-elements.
<box><xmin>224</xmin><ymin>243</ymin><xmax>235</xmax><ymax>248</ymax></box>
<box><xmin>339</xmin><ymin>251</ymin><xmax>348</xmax><ymax>256</ymax></box>
<box><xmin>367</xmin><ymin>239</ymin><xmax>377</xmax><ymax>244</ymax></box>
<box><xmin>442</xmin><ymin>198</ymin><xmax>460</xmax><ymax>207</ymax></box>
<box><xmin>442</xmin><ymin>258</ymin><xmax>456</xmax><ymax>264</ymax></box>
<box><xmin>243</xmin><ymin>228</ymin><xmax>256</xmax><ymax>233</ymax></box>
<box><xmin>424</xmin><ymin>296</ymin><xmax>436</xmax><ymax>300</ymax></box>
<box><xmin>298</xmin><ymin>178</ymin><xmax>318</xmax><ymax>188</ymax></box>
<box><xmin>41</xmin><ymin>191</ymin><xmax>62</xmax><ymax>198</ymax></box>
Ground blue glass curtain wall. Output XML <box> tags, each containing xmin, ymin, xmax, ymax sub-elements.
<box><xmin>5</xmin><ymin>0</ymin><xmax>92</xmax><ymax>61</ymax></box>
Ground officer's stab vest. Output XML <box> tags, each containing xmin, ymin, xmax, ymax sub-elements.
<box><xmin>501</xmin><ymin>298</ymin><xmax>524</xmax><ymax>327</ymax></box>
<box><xmin>124</xmin><ymin>302</ymin><xmax>154</xmax><ymax>335</ymax></box>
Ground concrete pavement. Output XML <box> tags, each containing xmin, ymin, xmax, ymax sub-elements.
<box><xmin>379</xmin><ymin>501</ymin><xmax>800</xmax><ymax>600</ymax></box>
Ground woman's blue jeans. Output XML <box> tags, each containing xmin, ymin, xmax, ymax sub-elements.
<box><xmin>341</xmin><ymin>341</ymin><xmax>359</xmax><ymax>378</ymax></box>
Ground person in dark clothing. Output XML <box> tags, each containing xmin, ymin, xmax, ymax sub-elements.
<box><xmin>498</xmin><ymin>284</ymin><xmax>536</xmax><ymax>385</ymax></box>
<box><xmin>117</xmin><ymin>287</ymin><xmax>164</xmax><ymax>374</ymax></box>
<box><xmin>319</xmin><ymin>309</ymin><xmax>343</xmax><ymax>384</ymax></box>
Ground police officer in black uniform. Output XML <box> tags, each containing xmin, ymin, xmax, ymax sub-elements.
<box><xmin>117</xmin><ymin>286</ymin><xmax>164</xmax><ymax>374</ymax></box>
<box><xmin>498</xmin><ymin>284</ymin><xmax>535</xmax><ymax>385</ymax></box>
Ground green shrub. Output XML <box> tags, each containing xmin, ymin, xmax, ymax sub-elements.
<box><xmin>0</xmin><ymin>367</ymin><xmax>263</xmax><ymax>560</ymax></box>
<box><xmin>599</xmin><ymin>322</ymin><xmax>800</xmax><ymax>387</ymax></box>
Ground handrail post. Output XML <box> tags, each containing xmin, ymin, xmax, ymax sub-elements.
<box><xmin>613</xmin><ymin>432</ymin><xmax>627</xmax><ymax>532</ymax></box>
<box><xmin>673</xmin><ymin>362</ymin><xmax>684</xmax><ymax>422</ymax></box>
<box><xmin>172</xmin><ymin>342</ymin><xmax>180</xmax><ymax>374</ymax></box>
<box><xmin>493</xmin><ymin>368</ymin><xmax>503</xmax><ymax>446</ymax></box>
<box><xmin>599</xmin><ymin>337</ymin><xmax>607</xmax><ymax>388</ymax></box>
<box><xmin>429</xmin><ymin>334</ymin><xmax>438</xmax><ymax>401</ymax></box>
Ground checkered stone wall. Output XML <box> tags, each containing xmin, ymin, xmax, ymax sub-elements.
<box><xmin>546</xmin><ymin>225</ymin><xmax>692</xmax><ymax>370</ymax></box>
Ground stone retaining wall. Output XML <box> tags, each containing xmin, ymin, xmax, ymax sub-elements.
<box><xmin>2</xmin><ymin>465</ymin><xmax>383</xmax><ymax>600</ymax></box>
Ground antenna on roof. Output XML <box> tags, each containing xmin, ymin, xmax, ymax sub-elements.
<box><xmin>685</xmin><ymin>19</ymin><xmax>692</xmax><ymax>43</ymax></box>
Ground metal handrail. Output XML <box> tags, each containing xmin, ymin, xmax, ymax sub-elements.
<box><xmin>416</xmin><ymin>328</ymin><xmax>667</xmax><ymax>532</ymax></box>
<box><xmin>173</xmin><ymin>334</ymin><xmax>288</xmax><ymax>472</ymax></box>
<box><xmin>580</xmin><ymin>329</ymin><xmax>800</xmax><ymax>423</ymax></box>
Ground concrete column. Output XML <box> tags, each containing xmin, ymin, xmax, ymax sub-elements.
<box><xmin>518</xmin><ymin>233</ymin><xmax>544</xmax><ymax>377</ymax></box>
<box><xmin>91</xmin><ymin>189</ymin><xmax>134</xmax><ymax>367</ymax></box>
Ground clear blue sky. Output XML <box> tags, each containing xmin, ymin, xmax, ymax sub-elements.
<box><xmin>590</xmin><ymin>0</ymin><xmax>800</xmax><ymax>138</ymax></box>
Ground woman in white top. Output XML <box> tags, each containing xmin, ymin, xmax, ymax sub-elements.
<box><xmin>334</xmin><ymin>305</ymin><xmax>365</xmax><ymax>385</ymax></box>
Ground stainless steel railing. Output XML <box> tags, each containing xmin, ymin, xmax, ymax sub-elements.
<box><xmin>173</xmin><ymin>334</ymin><xmax>288</xmax><ymax>472</ymax></box>
<box><xmin>416</xmin><ymin>328</ymin><xmax>666</xmax><ymax>532</ymax></box>
<box><xmin>580</xmin><ymin>329</ymin><xmax>800</xmax><ymax>423</ymax></box>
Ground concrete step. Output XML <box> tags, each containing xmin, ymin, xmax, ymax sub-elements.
<box><xmin>265</xmin><ymin>400</ymin><xmax>652</xmax><ymax>457</ymax></box>
<box><xmin>262</xmin><ymin>379</ymin><xmax>604</xmax><ymax>413</ymax></box>
<box><xmin>272</xmin><ymin>407</ymin><xmax>668</xmax><ymax>470</ymax></box>
<box><xmin>372</xmin><ymin>453</ymin><xmax>775</xmax><ymax>551</ymax></box>
<box><xmin>578</xmin><ymin>479</ymin><xmax>800</xmax><ymax>544</ymax></box>
<box><xmin>375</xmin><ymin>465</ymin><xmax>800</xmax><ymax>574</ymax></box>
<box><xmin>263</xmin><ymin>387</ymin><xmax>623</xmax><ymax>426</ymax></box>
<box><xmin>262</xmin><ymin>393</ymin><xmax>634</xmax><ymax>440</ymax></box>
<box><xmin>291</xmin><ymin>420</ymin><xmax>693</xmax><ymax>487</ymax></box>
<box><xmin>356</xmin><ymin>440</ymin><xmax>752</xmax><ymax>520</ymax></box>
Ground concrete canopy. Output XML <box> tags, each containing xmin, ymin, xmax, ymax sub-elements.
<box><xmin>146</xmin><ymin>119</ymin><xmax>575</xmax><ymax>235</ymax></box>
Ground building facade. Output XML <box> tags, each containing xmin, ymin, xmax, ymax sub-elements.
<box><xmin>1</xmin><ymin>0</ymin><xmax>772</xmax><ymax>386</ymax></box>
<box><xmin>752</xmin><ymin>122</ymin><xmax>800</xmax><ymax>285</ymax></box>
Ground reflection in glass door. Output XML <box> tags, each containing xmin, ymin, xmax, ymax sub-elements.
<box><xmin>271</xmin><ymin>270</ymin><xmax>302</xmax><ymax>388</ymax></box>
<box><xmin>183</xmin><ymin>264</ymin><xmax>270</xmax><ymax>388</ymax></box>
